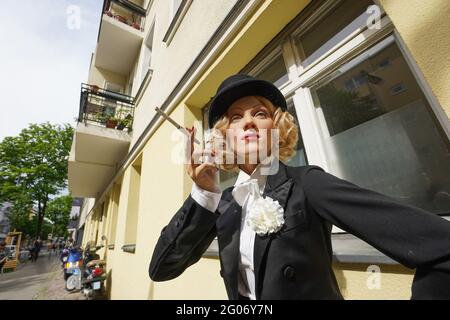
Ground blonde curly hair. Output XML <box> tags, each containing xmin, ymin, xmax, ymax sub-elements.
<box><xmin>208</xmin><ymin>95</ymin><xmax>298</xmax><ymax>172</ymax></box>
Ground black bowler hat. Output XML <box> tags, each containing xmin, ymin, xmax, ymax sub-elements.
<box><xmin>208</xmin><ymin>74</ymin><xmax>287</xmax><ymax>128</ymax></box>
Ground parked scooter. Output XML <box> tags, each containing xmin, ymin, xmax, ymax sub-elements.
<box><xmin>80</xmin><ymin>242</ymin><xmax>107</xmax><ymax>299</ymax></box>
<box><xmin>63</xmin><ymin>247</ymin><xmax>83</xmax><ymax>291</ymax></box>
<box><xmin>60</xmin><ymin>248</ymin><xmax>69</xmax><ymax>268</ymax></box>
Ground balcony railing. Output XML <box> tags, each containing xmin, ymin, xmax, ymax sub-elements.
<box><xmin>103</xmin><ymin>0</ymin><xmax>146</xmax><ymax>31</ymax></box>
<box><xmin>78</xmin><ymin>83</ymin><xmax>135</xmax><ymax>132</ymax></box>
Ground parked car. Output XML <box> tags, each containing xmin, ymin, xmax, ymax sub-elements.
<box><xmin>5</xmin><ymin>245</ymin><xmax>16</xmax><ymax>259</ymax></box>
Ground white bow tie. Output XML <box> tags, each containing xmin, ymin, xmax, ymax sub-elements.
<box><xmin>232</xmin><ymin>179</ymin><xmax>264</xmax><ymax>207</ymax></box>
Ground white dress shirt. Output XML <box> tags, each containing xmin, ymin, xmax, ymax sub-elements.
<box><xmin>190</xmin><ymin>155</ymin><xmax>277</xmax><ymax>300</ymax></box>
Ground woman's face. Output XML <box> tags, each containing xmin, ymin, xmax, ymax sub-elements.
<box><xmin>226</xmin><ymin>96</ymin><xmax>274</xmax><ymax>163</ymax></box>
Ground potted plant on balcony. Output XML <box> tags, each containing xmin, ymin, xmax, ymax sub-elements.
<box><xmin>131</xmin><ymin>22</ymin><xmax>140</xmax><ymax>30</ymax></box>
<box><xmin>92</xmin><ymin>113</ymin><xmax>117</xmax><ymax>128</ymax></box>
<box><xmin>105</xmin><ymin>116</ymin><xmax>118</xmax><ymax>129</ymax></box>
<box><xmin>93</xmin><ymin>113</ymin><xmax>106</xmax><ymax>125</ymax></box>
<box><xmin>90</xmin><ymin>84</ymin><xmax>100</xmax><ymax>93</ymax></box>
<box><xmin>116</xmin><ymin>114</ymin><xmax>132</xmax><ymax>131</ymax></box>
<box><xmin>116</xmin><ymin>15</ymin><xmax>127</xmax><ymax>24</ymax></box>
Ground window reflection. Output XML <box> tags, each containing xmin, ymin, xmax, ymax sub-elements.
<box><xmin>311</xmin><ymin>37</ymin><xmax>450</xmax><ymax>214</ymax></box>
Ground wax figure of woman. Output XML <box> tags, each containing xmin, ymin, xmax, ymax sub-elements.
<box><xmin>149</xmin><ymin>74</ymin><xmax>450</xmax><ymax>300</ymax></box>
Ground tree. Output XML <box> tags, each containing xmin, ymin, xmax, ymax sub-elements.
<box><xmin>0</xmin><ymin>122</ymin><xmax>73</xmax><ymax>239</ymax></box>
<box><xmin>316</xmin><ymin>83</ymin><xmax>383</xmax><ymax>136</ymax></box>
<box><xmin>7</xmin><ymin>193</ymin><xmax>35</xmax><ymax>237</ymax></box>
<box><xmin>46</xmin><ymin>195</ymin><xmax>73</xmax><ymax>238</ymax></box>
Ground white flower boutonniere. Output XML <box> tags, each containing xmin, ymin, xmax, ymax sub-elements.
<box><xmin>244</xmin><ymin>180</ymin><xmax>285</xmax><ymax>236</ymax></box>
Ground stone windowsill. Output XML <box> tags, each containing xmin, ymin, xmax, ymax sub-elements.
<box><xmin>202</xmin><ymin>234</ymin><xmax>402</xmax><ymax>265</ymax></box>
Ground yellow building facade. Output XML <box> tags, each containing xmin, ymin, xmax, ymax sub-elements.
<box><xmin>69</xmin><ymin>0</ymin><xmax>450</xmax><ymax>299</ymax></box>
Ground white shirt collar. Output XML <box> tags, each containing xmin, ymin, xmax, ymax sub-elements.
<box><xmin>232</xmin><ymin>155</ymin><xmax>278</xmax><ymax>206</ymax></box>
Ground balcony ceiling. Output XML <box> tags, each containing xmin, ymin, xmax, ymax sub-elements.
<box><xmin>68</xmin><ymin>122</ymin><xmax>131</xmax><ymax>198</ymax></box>
<box><xmin>95</xmin><ymin>15</ymin><xmax>143</xmax><ymax>76</ymax></box>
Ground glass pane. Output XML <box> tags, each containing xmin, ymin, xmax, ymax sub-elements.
<box><xmin>286</xmin><ymin>99</ymin><xmax>308</xmax><ymax>167</ymax></box>
<box><xmin>255</xmin><ymin>55</ymin><xmax>289</xmax><ymax>88</ymax></box>
<box><xmin>297</xmin><ymin>0</ymin><xmax>374</xmax><ymax>68</ymax></box>
<box><xmin>311</xmin><ymin>38</ymin><xmax>450</xmax><ymax>214</ymax></box>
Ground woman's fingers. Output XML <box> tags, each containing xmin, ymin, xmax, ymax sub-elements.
<box><xmin>191</xmin><ymin>150</ymin><xmax>216</xmax><ymax>165</ymax></box>
<box><xmin>184</xmin><ymin>126</ymin><xmax>219</xmax><ymax>186</ymax></box>
<box><xmin>184</xmin><ymin>126</ymin><xmax>195</xmax><ymax>159</ymax></box>
<box><xmin>196</xmin><ymin>163</ymin><xmax>219</xmax><ymax>177</ymax></box>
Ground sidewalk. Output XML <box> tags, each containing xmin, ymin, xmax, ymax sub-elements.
<box><xmin>0</xmin><ymin>251</ymin><xmax>60</xmax><ymax>300</ymax></box>
<box><xmin>33</xmin><ymin>253</ymin><xmax>86</xmax><ymax>300</ymax></box>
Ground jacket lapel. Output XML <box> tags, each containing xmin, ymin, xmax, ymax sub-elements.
<box><xmin>253</xmin><ymin>160</ymin><xmax>293</xmax><ymax>298</ymax></box>
<box><xmin>216</xmin><ymin>188</ymin><xmax>241</xmax><ymax>299</ymax></box>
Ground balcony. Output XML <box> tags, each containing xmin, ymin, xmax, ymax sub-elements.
<box><xmin>104</xmin><ymin>0</ymin><xmax>146</xmax><ymax>31</ymax></box>
<box><xmin>78</xmin><ymin>83</ymin><xmax>135</xmax><ymax>131</ymax></box>
<box><xmin>95</xmin><ymin>0</ymin><xmax>146</xmax><ymax>75</ymax></box>
<box><xmin>68</xmin><ymin>84</ymin><xmax>135</xmax><ymax>198</ymax></box>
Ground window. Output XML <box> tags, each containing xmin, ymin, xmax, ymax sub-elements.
<box><xmin>97</xmin><ymin>200</ymin><xmax>108</xmax><ymax>244</ymax></box>
<box><xmin>310</xmin><ymin>36</ymin><xmax>450</xmax><ymax>214</ymax></box>
<box><xmin>103</xmin><ymin>82</ymin><xmax>124</xmax><ymax>118</ymax></box>
<box><xmin>141</xmin><ymin>20</ymin><xmax>155</xmax><ymax>84</ymax></box>
<box><xmin>285</xmin><ymin>99</ymin><xmax>308</xmax><ymax>167</ymax></box>
<box><xmin>124</xmin><ymin>156</ymin><xmax>142</xmax><ymax>247</ymax></box>
<box><xmin>255</xmin><ymin>54</ymin><xmax>289</xmax><ymax>88</ymax></box>
<box><xmin>104</xmin><ymin>82</ymin><xmax>123</xmax><ymax>93</ymax></box>
<box><xmin>163</xmin><ymin>0</ymin><xmax>192</xmax><ymax>45</ymax></box>
<box><xmin>171</xmin><ymin>0</ymin><xmax>183</xmax><ymax>19</ymax></box>
<box><xmin>390</xmin><ymin>83</ymin><xmax>407</xmax><ymax>95</ymax></box>
<box><xmin>200</xmin><ymin>0</ymin><xmax>450</xmax><ymax>221</ymax></box>
<box><xmin>295</xmin><ymin>0</ymin><xmax>375</xmax><ymax>68</ymax></box>
<box><xmin>252</xmin><ymin>54</ymin><xmax>307</xmax><ymax>168</ymax></box>
<box><xmin>107</xmin><ymin>182</ymin><xmax>122</xmax><ymax>246</ymax></box>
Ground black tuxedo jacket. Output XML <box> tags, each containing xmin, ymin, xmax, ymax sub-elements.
<box><xmin>149</xmin><ymin>161</ymin><xmax>450</xmax><ymax>299</ymax></box>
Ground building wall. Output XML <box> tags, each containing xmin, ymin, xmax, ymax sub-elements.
<box><xmin>131</xmin><ymin>0</ymin><xmax>239</xmax><ymax>147</ymax></box>
<box><xmin>333</xmin><ymin>263</ymin><xmax>414</xmax><ymax>299</ymax></box>
<box><xmin>96</xmin><ymin>103</ymin><xmax>227</xmax><ymax>299</ymax></box>
<box><xmin>79</xmin><ymin>0</ymin><xmax>449</xmax><ymax>300</ymax></box>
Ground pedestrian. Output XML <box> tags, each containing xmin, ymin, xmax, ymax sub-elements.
<box><xmin>52</xmin><ymin>242</ymin><xmax>57</xmax><ymax>257</ymax></box>
<box><xmin>149</xmin><ymin>74</ymin><xmax>450</xmax><ymax>299</ymax></box>
<box><xmin>47</xmin><ymin>241</ymin><xmax>52</xmax><ymax>259</ymax></box>
<box><xmin>31</xmin><ymin>239</ymin><xmax>41</xmax><ymax>263</ymax></box>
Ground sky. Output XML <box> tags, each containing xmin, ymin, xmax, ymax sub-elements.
<box><xmin>0</xmin><ymin>0</ymin><xmax>104</xmax><ymax>142</ymax></box>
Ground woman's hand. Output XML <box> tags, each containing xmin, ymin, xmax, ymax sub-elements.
<box><xmin>185</xmin><ymin>127</ymin><xmax>220</xmax><ymax>193</ymax></box>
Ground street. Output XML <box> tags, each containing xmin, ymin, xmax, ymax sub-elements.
<box><xmin>0</xmin><ymin>249</ymin><xmax>85</xmax><ymax>300</ymax></box>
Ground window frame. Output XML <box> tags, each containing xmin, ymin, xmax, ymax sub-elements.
<box><xmin>134</xmin><ymin>18</ymin><xmax>156</xmax><ymax>104</ymax></box>
<box><xmin>201</xmin><ymin>0</ymin><xmax>450</xmax><ymax>241</ymax></box>
<box><xmin>163</xmin><ymin>0</ymin><xmax>193</xmax><ymax>46</ymax></box>
<box><xmin>241</xmin><ymin>46</ymin><xmax>291</xmax><ymax>91</ymax></box>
